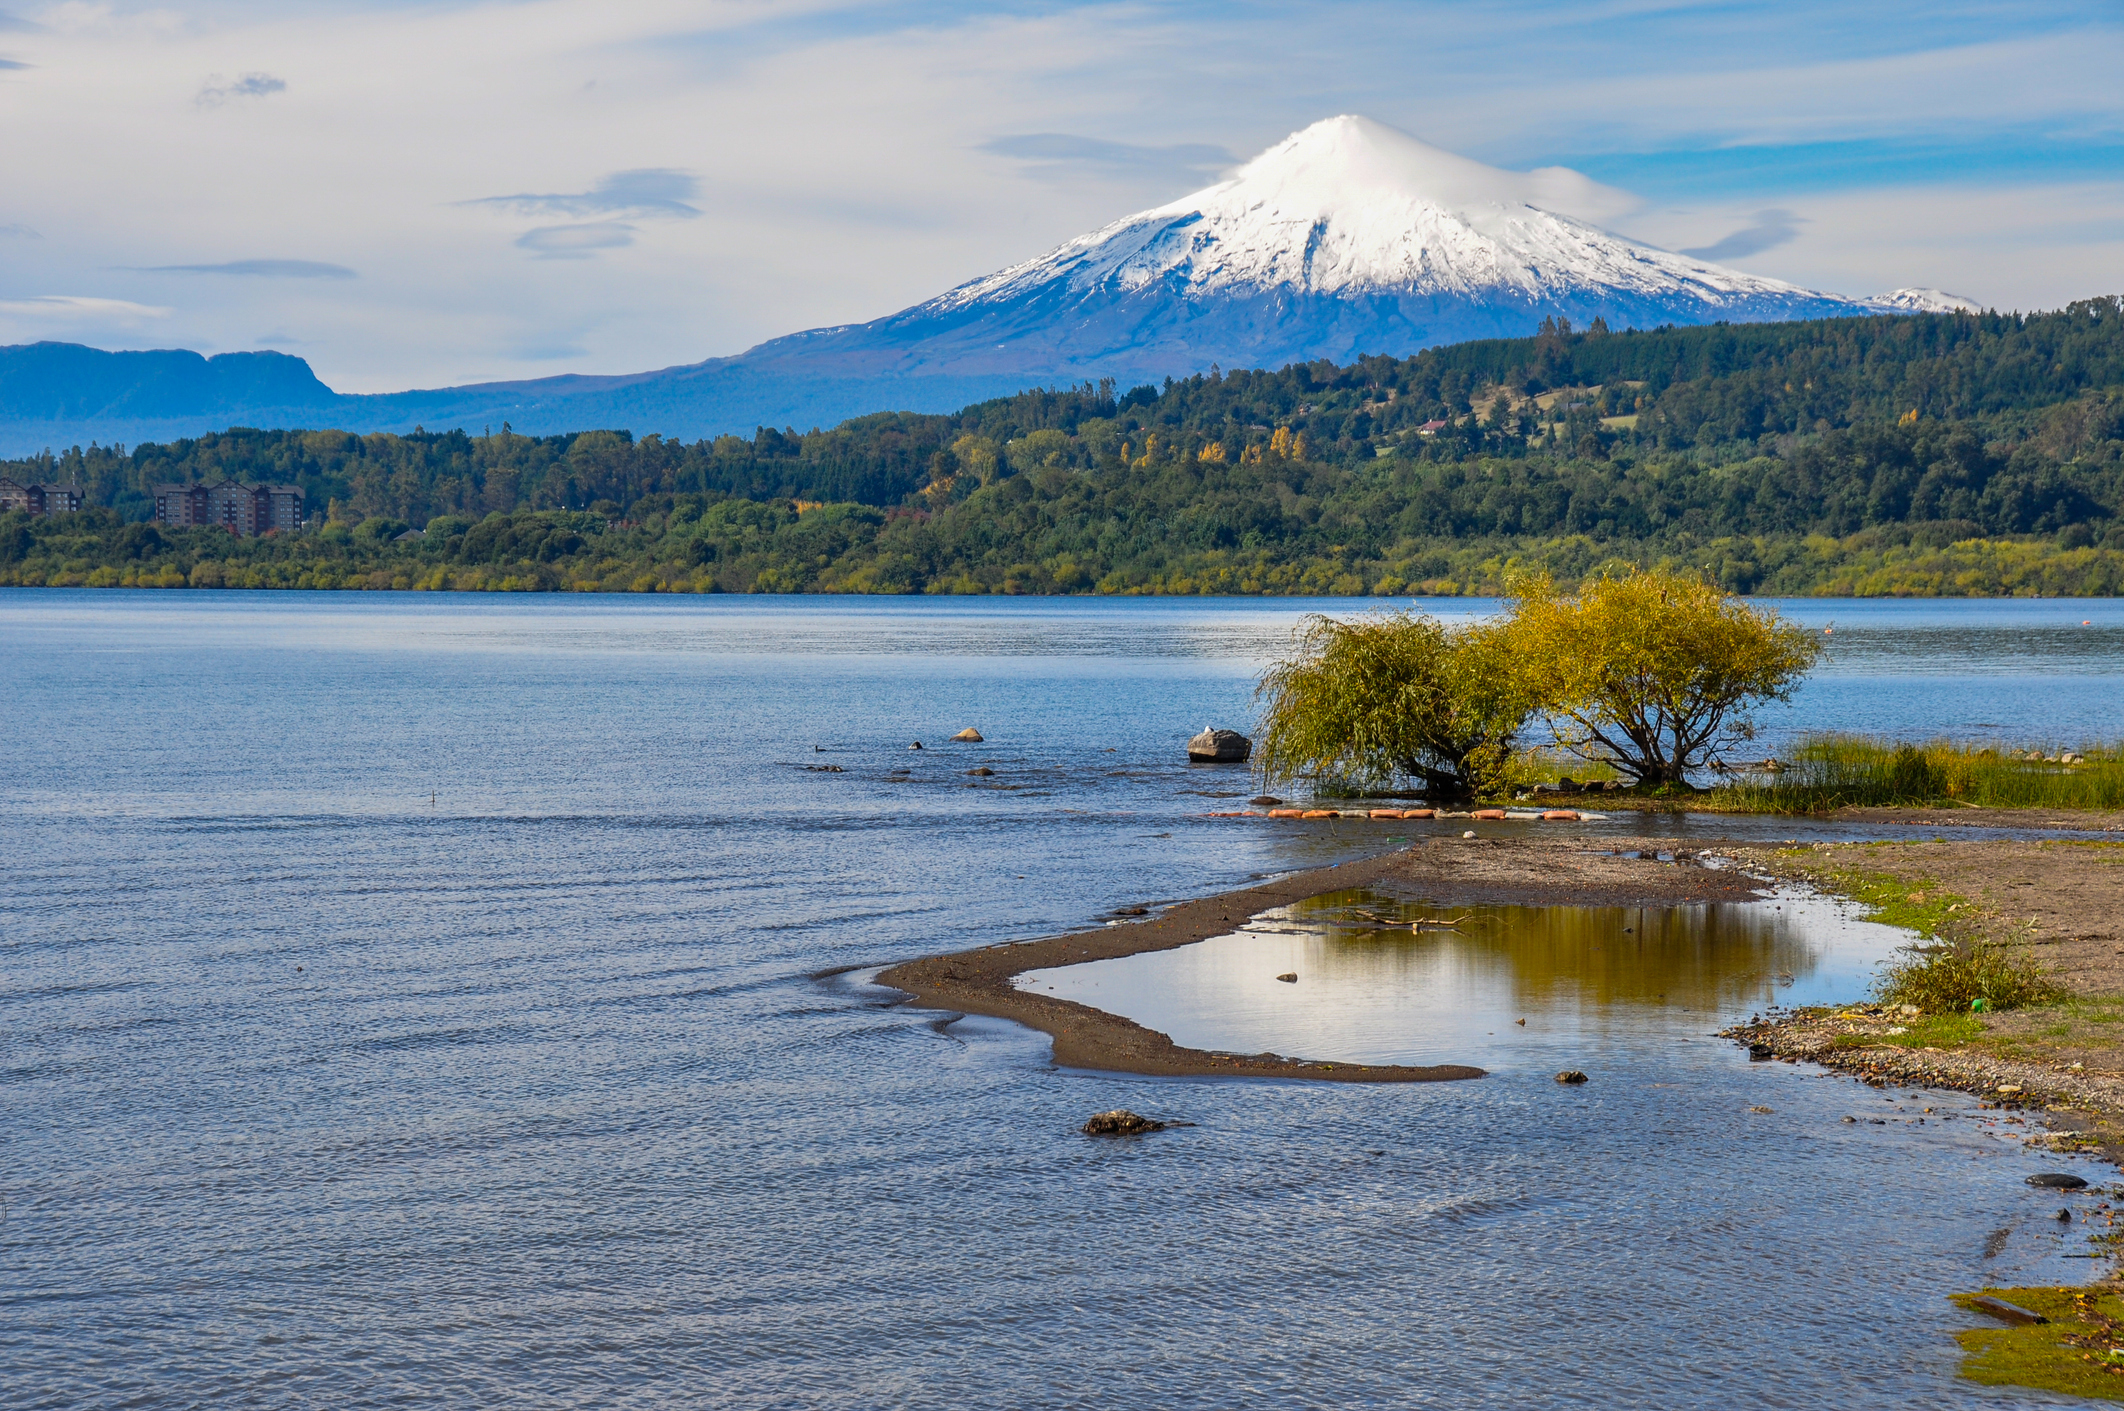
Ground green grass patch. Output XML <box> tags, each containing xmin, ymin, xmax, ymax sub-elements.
<box><xmin>1716</xmin><ymin>734</ymin><xmax>2124</xmax><ymax>812</ymax></box>
<box><xmin>1819</xmin><ymin>853</ymin><xmax>1975</xmax><ymax>936</ymax></box>
<box><xmin>1953</xmin><ymin>1288</ymin><xmax>2124</xmax><ymax>1400</ymax></box>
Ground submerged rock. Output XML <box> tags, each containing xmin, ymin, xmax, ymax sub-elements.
<box><xmin>1250</xmin><ymin>795</ymin><xmax>1283</xmax><ymax>806</ymax></box>
<box><xmin>1187</xmin><ymin>727</ymin><xmax>1252</xmax><ymax>763</ymax></box>
<box><xmin>966</xmin><ymin>767</ymin><xmax>995</xmax><ymax>777</ymax></box>
<box><xmin>1082</xmin><ymin>1109</ymin><xmax>1167</xmax><ymax>1136</ymax></box>
<box><xmin>1555</xmin><ymin>1070</ymin><xmax>1589</xmax><ymax>1084</ymax></box>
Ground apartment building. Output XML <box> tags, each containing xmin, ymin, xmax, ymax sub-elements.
<box><xmin>0</xmin><ymin>479</ymin><xmax>85</xmax><ymax>516</ymax></box>
<box><xmin>153</xmin><ymin>482</ymin><xmax>303</xmax><ymax>536</ymax></box>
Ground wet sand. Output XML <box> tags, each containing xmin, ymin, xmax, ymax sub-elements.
<box><xmin>877</xmin><ymin>836</ymin><xmax>1768</xmax><ymax>1083</ymax></box>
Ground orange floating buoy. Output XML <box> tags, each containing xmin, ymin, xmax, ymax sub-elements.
<box><xmin>1402</xmin><ymin>808</ymin><xmax>1436</xmax><ymax>819</ymax></box>
<box><xmin>1369</xmin><ymin>809</ymin><xmax>1405</xmax><ymax>820</ymax></box>
<box><xmin>1268</xmin><ymin>808</ymin><xmax>1304</xmax><ymax>819</ymax></box>
<box><xmin>1541</xmin><ymin>810</ymin><xmax>1581</xmax><ymax>821</ymax></box>
<box><xmin>1300</xmin><ymin>809</ymin><xmax>1336</xmax><ymax>819</ymax></box>
<box><xmin>1471</xmin><ymin>808</ymin><xmax>1507</xmax><ymax>820</ymax></box>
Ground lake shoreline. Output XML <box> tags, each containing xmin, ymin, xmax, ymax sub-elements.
<box><xmin>875</xmin><ymin>835</ymin><xmax>1772</xmax><ymax>1083</ymax></box>
<box><xmin>1718</xmin><ymin>837</ymin><xmax>2124</xmax><ymax>1171</ymax></box>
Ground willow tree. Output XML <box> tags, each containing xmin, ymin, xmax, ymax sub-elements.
<box><xmin>1254</xmin><ymin>613</ymin><xmax>1535</xmax><ymax>800</ymax></box>
<box><xmin>1510</xmin><ymin>568</ymin><xmax>1819</xmax><ymax>789</ymax></box>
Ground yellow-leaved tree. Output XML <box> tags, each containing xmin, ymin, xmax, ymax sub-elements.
<box><xmin>1510</xmin><ymin>568</ymin><xmax>1819</xmax><ymax>789</ymax></box>
<box><xmin>1254</xmin><ymin>613</ymin><xmax>1537</xmax><ymax>801</ymax></box>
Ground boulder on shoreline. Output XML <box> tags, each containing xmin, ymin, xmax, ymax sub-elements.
<box><xmin>2027</xmin><ymin>1172</ymin><xmax>2089</xmax><ymax>1189</ymax></box>
<box><xmin>1187</xmin><ymin>727</ymin><xmax>1252</xmax><ymax>763</ymax></box>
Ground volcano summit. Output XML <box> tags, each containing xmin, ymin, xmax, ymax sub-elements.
<box><xmin>1</xmin><ymin>116</ymin><xmax>1973</xmax><ymax>453</ymax></box>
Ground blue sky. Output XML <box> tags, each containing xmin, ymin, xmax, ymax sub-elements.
<box><xmin>0</xmin><ymin>0</ymin><xmax>2117</xmax><ymax>391</ymax></box>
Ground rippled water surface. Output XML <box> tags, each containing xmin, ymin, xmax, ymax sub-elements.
<box><xmin>5</xmin><ymin>590</ymin><xmax>2124</xmax><ymax>1409</ymax></box>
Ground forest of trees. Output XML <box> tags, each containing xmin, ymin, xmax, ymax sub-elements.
<box><xmin>6</xmin><ymin>300</ymin><xmax>2124</xmax><ymax>596</ymax></box>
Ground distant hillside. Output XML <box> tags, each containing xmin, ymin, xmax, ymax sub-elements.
<box><xmin>6</xmin><ymin>301</ymin><xmax>2123</xmax><ymax>597</ymax></box>
<box><xmin>0</xmin><ymin>343</ymin><xmax>339</xmax><ymax>446</ymax></box>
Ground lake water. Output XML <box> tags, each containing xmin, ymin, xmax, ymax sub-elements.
<box><xmin>1020</xmin><ymin>886</ymin><xmax>1915</xmax><ymax>1069</ymax></box>
<box><xmin>5</xmin><ymin>590</ymin><xmax>2124</xmax><ymax>1409</ymax></box>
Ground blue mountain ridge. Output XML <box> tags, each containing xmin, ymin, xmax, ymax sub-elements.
<box><xmin>0</xmin><ymin>282</ymin><xmax>1878</xmax><ymax>459</ymax></box>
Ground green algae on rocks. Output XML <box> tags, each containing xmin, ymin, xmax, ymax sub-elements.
<box><xmin>1953</xmin><ymin>1286</ymin><xmax>2124</xmax><ymax>1400</ymax></box>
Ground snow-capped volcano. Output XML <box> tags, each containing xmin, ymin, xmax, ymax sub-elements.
<box><xmin>0</xmin><ymin>117</ymin><xmax>1980</xmax><ymax>452</ymax></box>
<box><xmin>734</xmin><ymin>115</ymin><xmax>1968</xmax><ymax>385</ymax></box>
<box><xmin>942</xmin><ymin>116</ymin><xmax>1820</xmax><ymax>311</ymax></box>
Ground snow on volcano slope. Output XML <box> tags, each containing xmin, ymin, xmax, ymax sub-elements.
<box><xmin>733</xmin><ymin>115</ymin><xmax>1896</xmax><ymax>384</ymax></box>
<box><xmin>940</xmin><ymin>116</ymin><xmax>1823</xmax><ymax>310</ymax></box>
<box><xmin>1862</xmin><ymin>287</ymin><xmax>1983</xmax><ymax>314</ymax></box>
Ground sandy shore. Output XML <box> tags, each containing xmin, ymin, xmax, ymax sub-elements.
<box><xmin>876</xmin><ymin>835</ymin><xmax>1769</xmax><ymax>1083</ymax></box>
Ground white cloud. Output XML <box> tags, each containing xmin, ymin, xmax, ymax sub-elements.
<box><xmin>195</xmin><ymin>70</ymin><xmax>282</xmax><ymax>106</ymax></box>
<box><xmin>515</xmin><ymin>222</ymin><xmax>636</xmax><ymax>258</ymax></box>
<box><xmin>1680</xmin><ymin>210</ymin><xmax>1806</xmax><ymax>261</ymax></box>
<box><xmin>1623</xmin><ymin>182</ymin><xmax>2124</xmax><ymax>308</ymax></box>
<box><xmin>0</xmin><ymin>294</ymin><xmax>170</xmax><ymax>317</ymax></box>
<box><xmin>141</xmin><ymin>258</ymin><xmax>356</xmax><ymax>277</ymax></box>
<box><xmin>467</xmin><ymin>168</ymin><xmax>701</xmax><ymax>219</ymax></box>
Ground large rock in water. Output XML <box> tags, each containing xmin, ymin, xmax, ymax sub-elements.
<box><xmin>1083</xmin><ymin>1110</ymin><xmax>1167</xmax><ymax>1136</ymax></box>
<box><xmin>1188</xmin><ymin>727</ymin><xmax>1252</xmax><ymax>763</ymax></box>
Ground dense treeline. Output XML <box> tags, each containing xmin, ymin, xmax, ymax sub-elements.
<box><xmin>5</xmin><ymin>300</ymin><xmax>2124</xmax><ymax>596</ymax></box>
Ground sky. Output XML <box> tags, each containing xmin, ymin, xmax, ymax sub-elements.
<box><xmin>0</xmin><ymin>0</ymin><xmax>2119</xmax><ymax>393</ymax></box>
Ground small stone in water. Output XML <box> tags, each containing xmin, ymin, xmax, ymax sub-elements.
<box><xmin>1555</xmin><ymin>1070</ymin><xmax>1589</xmax><ymax>1084</ymax></box>
<box><xmin>2028</xmin><ymin>1172</ymin><xmax>2090</xmax><ymax>1189</ymax></box>
<box><xmin>1275</xmin><ymin>973</ymin><xmax>1297</xmax><ymax>983</ymax></box>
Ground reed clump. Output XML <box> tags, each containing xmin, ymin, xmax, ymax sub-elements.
<box><xmin>1876</xmin><ymin>938</ymin><xmax>2060</xmax><ymax>1014</ymax></box>
<box><xmin>1721</xmin><ymin>735</ymin><xmax>2124</xmax><ymax>812</ymax></box>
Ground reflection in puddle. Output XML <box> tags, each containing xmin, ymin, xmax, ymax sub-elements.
<box><xmin>1021</xmin><ymin>885</ymin><xmax>1915</xmax><ymax>1070</ymax></box>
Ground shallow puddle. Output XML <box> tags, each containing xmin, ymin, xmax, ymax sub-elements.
<box><xmin>1020</xmin><ymin>883</ymin><xmax>1913</xmax><ymax>1069</ymax></box>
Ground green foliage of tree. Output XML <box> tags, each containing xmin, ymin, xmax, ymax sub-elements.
<box><xmin>1509</xmin><ymin>568</ymin><xmax>1821</xmax><ymax>787</ymax></box>
<box><xmin>1254</xmin><ymin>614</ymin><xmax>1535</xmax><ymax>800</ymax></box>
